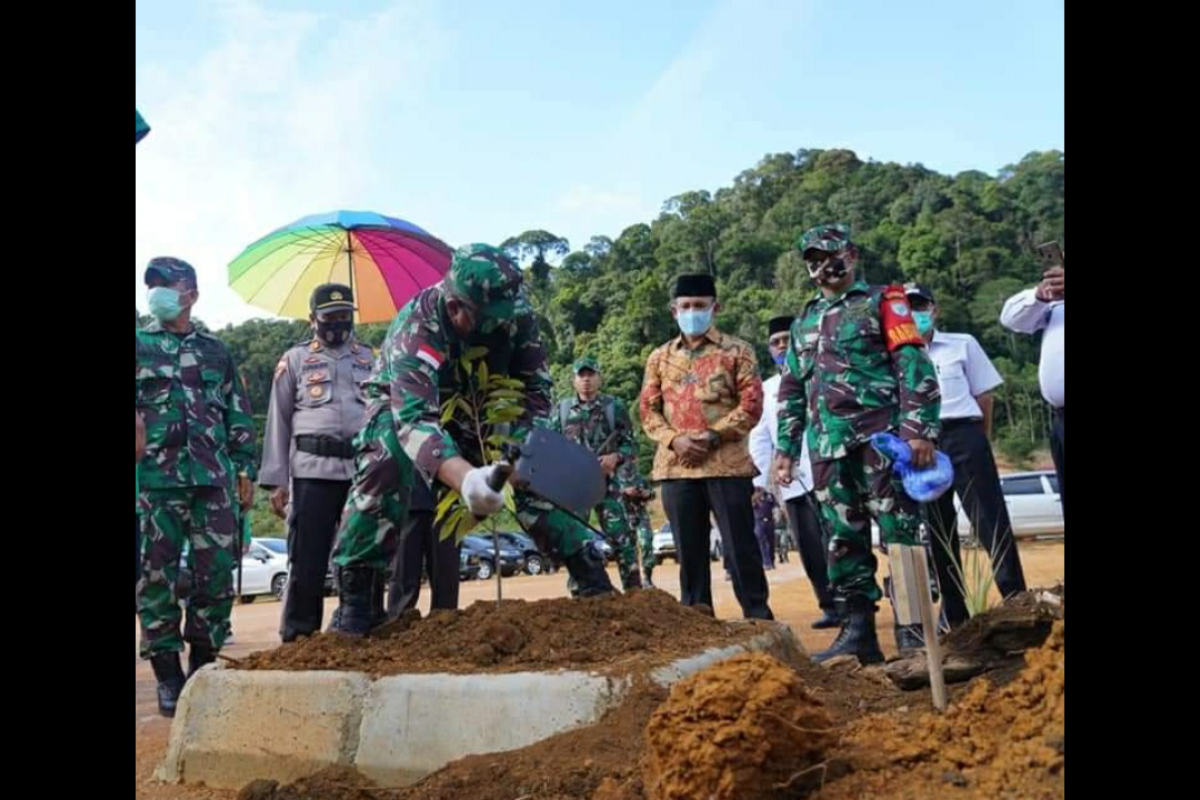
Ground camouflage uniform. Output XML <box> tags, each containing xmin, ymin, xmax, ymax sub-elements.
<box><xmin>332</xmin><ymin>245</ymin><xmax>598</xmax><ymax>577</ymax></box>
<box><xmin>550</xmin><ymin>360</ymin><xmax>641</xmax><ymax>591</ymax></box>
<box><xmin>777</xmin><ymin>225</ymin><xmax>941</xmax><ymax>605</ymax></box>
<box><xmin>621</xmin><ymin>471</ymin><xmax>658</xmax><ymax>581</ymax></box>
<box><xmin>136</xmin><ymin>261</ymin><xmax>257</xmax><ymax>659</ymax></box>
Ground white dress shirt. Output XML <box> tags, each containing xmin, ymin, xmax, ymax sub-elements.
<box><xmin>750</xmin><ymin>373</ymin><xmax>815</xmax><ymax>501</ymax></box>
<box><xmin>1000</xmin><ymin>288</ymin><xmax>1065</xmax><ymax>408</ymax></box>
<box><xmin>927</xmin><ymin>331</ymin><xmax>1004</xmax><ymax>420</ymax></box>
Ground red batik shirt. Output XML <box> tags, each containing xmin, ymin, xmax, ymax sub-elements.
<box><xmin>640</xmin><ymin>328</ymin><xmax>764</xmax><ymax>480</ymax></box>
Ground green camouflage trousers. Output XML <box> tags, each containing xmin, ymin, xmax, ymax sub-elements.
<box><xmin>565</xmin><ymin>494</ymin><xmax>642</xmax><ymax>595</ymax></box>
<box><xmin>812</xmin><ymin>443</ymin><xmax>921</xmax><ymax>603</ymax></box>
<box><xmin>137</xmin><ymin>486</ymin><xmax>237</xmax><ymax>657</ymax></box>
<box><xmin>334</xmin><ymin>408</ymin><xmax>596</xmax><ymax>570</ymax></box>
<box><xmin>625</xmin><ymin>502</ymin><xmax>657</xmax><ymax>572</ymax></box>
<box><xmin>331</xmin><ymin>407</ymin><xmax>414</xmax><ymax>570</ymax></box>
<box><xmin>599</xmin><ymin>494</ymin><xmax>641</xmax><ymax>590</ymax></box>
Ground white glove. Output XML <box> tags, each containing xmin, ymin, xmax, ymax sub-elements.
<box><xmin>462</xmin><ymin>465</ymin><xmax>505</xmax><ymax>517</ymax></box>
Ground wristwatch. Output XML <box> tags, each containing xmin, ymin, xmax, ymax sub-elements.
<box><xmin>706</xmin><ymin>430</ymin><xmax>721</xmax><ymax>449</ymax></box>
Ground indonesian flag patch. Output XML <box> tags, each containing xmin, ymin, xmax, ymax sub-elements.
<box><xmin>416</xmin><ymin>344</ymin><xmax>446</xmax><ymax>371</ymax></box>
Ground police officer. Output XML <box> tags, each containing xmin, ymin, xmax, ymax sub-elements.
<box><xmin>259</xmin><ymin>284</ymin><xmax>376</xmax><ymax>641</ymax></box>
<box><xmin>137</xmin><ymin>257</ymin><xmax>257</xmax><ymax>716</ymax></box>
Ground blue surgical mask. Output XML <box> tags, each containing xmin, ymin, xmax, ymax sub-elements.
<box><xmin>676</xmin><ymin>308</ymin><xmax>713</xmax><ymax>337</ymax></box>
<box><xmin>913</xmin><ymin>311</ymin><xmax>934</xmax><ymax>337</ymax></box>
<box><xmin>772</xmin><ymin>353</ymin><xmax>787</xmax><ymax>366</ymax></box>
<box><xmin>148</xmin><ymin>287</ymin><xmax>184</xmax><ymax>322</ymax></box>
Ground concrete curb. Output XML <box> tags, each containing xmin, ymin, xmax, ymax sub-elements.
<box><xmin>157</xmin><ymin>621</ymin><xmax>804</xmax><ymax>789</ymax></box>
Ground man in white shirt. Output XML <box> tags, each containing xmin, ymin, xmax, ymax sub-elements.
<box><xmin>907</xmin><ymin>284</ymin><xmax>1027</xmax><ymax>628</ymax></box>
<box><xmin>1000</xmin><ymin>261</ymin><xmax>1065</xmax><ymax>517</ymax></box>
<box><xmin>749</xmin><ymin>315</ymin><xmax>839</xmax><ymax>629</ymax></box>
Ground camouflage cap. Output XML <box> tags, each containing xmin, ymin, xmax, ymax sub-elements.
<box><xmin>448</xmin><ymin>243</ymin><xmax>523</xmax><ymax>323</ymax></box>
<box><xmin>144</xmin><ymin>257</ymin><xmax>197</xmax><ymax>288</ymax></box>
<box><xmin>573</xmin><ymin>356</ymin><xmax>601</xmax><ymax>375</ymax></box>
<box><xmin>796</xmin><ymin>223</ymin><xmax>853</xmax><ymax>255</ymax></box>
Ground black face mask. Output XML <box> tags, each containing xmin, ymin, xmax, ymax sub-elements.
<box><xmin>316</xmin><ymin>320</ymin><xmax>353</xmax><ymax>346</ymax></box>
<box><xmin>807</xmin><ymin>257</ymin><xmax>847</xmax><ymax>285</ymax></box>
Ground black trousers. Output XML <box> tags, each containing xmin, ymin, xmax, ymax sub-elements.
<box><xmin>660</xmin><ymin>478</ymin><xmax>773</xmax><ymax>620</ymax></box>
<box><xmin>1051</xmin><ymin>407</ymin><xmax>1065</xmax><ymax>521</ymax></box>
<box><xmin>926</xmin><ymin>419</ymin><xmax>1027</xmax><ymax>626</ymax></box>
<box><xmin>280</xmin><ymin>478</ymin><xmax>351</xmax><ymax>642</ymax></box>
<box><xmin>785</xmin><ymin>494</ymin><xmax>835</xmax><ymax>612</ymax></box>
<box><xmin>387</xmin><ymin>478</ymin><xmax>461</xmax><ymax>616</ymax></box>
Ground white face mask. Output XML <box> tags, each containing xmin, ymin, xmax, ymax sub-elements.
<box><xmin>676</xmin><ymin>307</ymin><xmax>714</xmax><ymax>337</ymax></box>
<box><xmin>147</xmin><ymin>287</ymin><xmax>185</xmax><ymax>321</ymax></box>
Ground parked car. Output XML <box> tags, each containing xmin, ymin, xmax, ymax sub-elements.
<box><xmin>237</xmin><ymin>539</ymin><xmax>290</xmax><ymax>602</ymax></box>
<box><xmin>496</xmin><ymin>531</ymin><xmax>547</xmax><ymax>575</ymax></box>
<box><xmin>461</xmin><ymin>534</ymin><xmax>525</xmax><ymax>580</ymax></box>
<box><xmin>989</xmin><ymin>471</ymin><xmax>1064</xmax><ymax>539</ymax></box>
<box><xmin>871</xmin><ymin>470</ymin><xmax>1065</xmax><ymax>548</ymax></box>
<box><xmin>710</xmin><ymin>526</ymin><xmax>723</xmax><ymax>562</ymax></box>
<box><xmin>257</xmin><ymin>537</ymin><xmax>288</xmax><ymax>557</ymax></box>
<box><xmin>652</xmin><ymin>523</ymin><xmax>678</xmax><ymax>562</ymax></box>
<box><xmin>459</xmin><ymin>547</ymin><xmax>482</xmax><ymax>581</ymax></box>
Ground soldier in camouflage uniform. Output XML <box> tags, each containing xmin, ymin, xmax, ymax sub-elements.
<box><xmin>551</xmin><ymin>357</ymin><xmax>642</xmax><ymax>592</ymax></box>
<box><xmin>136</xmin><ymin>258</ymin><xmax>257</xmax><ymax>716</ymax></box>
<box><xmin>621</xmin><ymin>471</ymin><xmax>658</xmax><ymax>588</ymax></box>
<box><xmin>329</xmin><ymin>244</ymin><xmax>615</xmax><ymax>634</ymax></box>
<box><xmin>775</xmin><ymin>225</ymin><xmax>941</xmax><ymax>664</ymax></box>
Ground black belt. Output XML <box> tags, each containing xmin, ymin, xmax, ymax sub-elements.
<box><xmin>296</xmin><ymin>435</ymin><xmax>355</xmax><ymax>459</ymax></box>
<box><xmin>941</xmin><ymin>417</ymin><xmax>984</xmax><ymax>428</ymax></box>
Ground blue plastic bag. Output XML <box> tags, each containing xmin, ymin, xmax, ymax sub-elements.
<box><xmin>870</xmin><ymin>432</ymin><xmax>954</xmax><ymax>503</ymax></box>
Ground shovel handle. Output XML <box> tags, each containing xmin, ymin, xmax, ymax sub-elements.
<box><xmin>487</xmin><ymin>461</ymin><xmax>514</xmax><ymax>492</ymax></box>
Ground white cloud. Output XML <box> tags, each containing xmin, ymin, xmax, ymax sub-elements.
<box><xmin>135</xmin><ymin>0</ymin><xmax>446</xmax><ymax>328</ymax></box>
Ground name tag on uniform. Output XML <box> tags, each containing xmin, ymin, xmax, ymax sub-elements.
<box><xmin>301</xmin><ymin>362</ymin><xmax>326</xmax><ymax>372</ymax></box>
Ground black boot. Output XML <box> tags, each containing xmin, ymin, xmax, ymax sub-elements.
<box><xmin>644</xmin><ymin>567</ymin><xmax>655</xmax><ymax>589</ymax></box>
<box><xmin>187</xmin><ymin>641</ymin><xmax>216</xmax><ymax>679</ymax></box>
<box><xmin>813</xmin><ymin>597</ymin><xmax>884</xmax><ymax>666</ymax></box>
<box><xmin>372</xmin><ymin>580</ymin><xmax>387</xmax><ymax>628</ymax></box>
<box><xmin>811</xmin><ymin>608</ymin><xmax>840</xmax><ymax>630</ymax></box>
<box><xmin>330</xmin><ymin>566</ymin><xmax>381</xmax><ymax>636</ymax></box>
<box><xmin>150</xmin><ymin>652</ymin><xmax>186</xmax><ymax>718</ymax></box>
<box><xmin>622</xmin><ymin>567</ymin><xmax>643</xmax><ymax>592</ymax></box>
<box><xmin>564</xmin><ymin>542</ymin><xmax>615</xmax><ymax>597</ymax></box>
<box><xmin>894</xmin><ymin>623</ymin><xmax>925</xmax><ymax>655</ymax></box>
<box><xmin>325</xmin><ymin>604</ymin><xmax>342</xmax><ymax>633</ymax></box>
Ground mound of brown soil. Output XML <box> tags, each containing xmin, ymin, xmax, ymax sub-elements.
<box><xmin>236</xmin><ymin>590</ymin><xmax>757</xmax><ymax>676</ymax></box>
<box><xmin>644</xmin><ymin>653</ymin><xmax>836</xmax><ymax>800</ymax></box>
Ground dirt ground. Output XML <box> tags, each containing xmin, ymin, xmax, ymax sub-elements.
<box><xmin>135</xmin><ymin>541</ymin><xmax>1065</xmax><ymax>799</ymax></box>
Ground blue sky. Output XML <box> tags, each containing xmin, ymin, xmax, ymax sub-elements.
<box><xmin>136</xmin><ymin>0</ymin><xmax>1064</xmax><ymax>327</ymax></box>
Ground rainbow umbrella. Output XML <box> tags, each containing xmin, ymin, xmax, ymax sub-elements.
<box><xmin>228</xmin><ymin>211</ymin><xmax>454</xmax><ymax>323</ymax></box>
<box><xmin>136</xmin><ymin>109</ymin><xmax>150</xmax><ymax>144</ymax></box>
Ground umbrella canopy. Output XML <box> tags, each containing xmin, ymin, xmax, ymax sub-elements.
<box><xmin>228</xmin><ymin>211</ymin><xmax>454</xmax><ymax>323</ymax></box>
